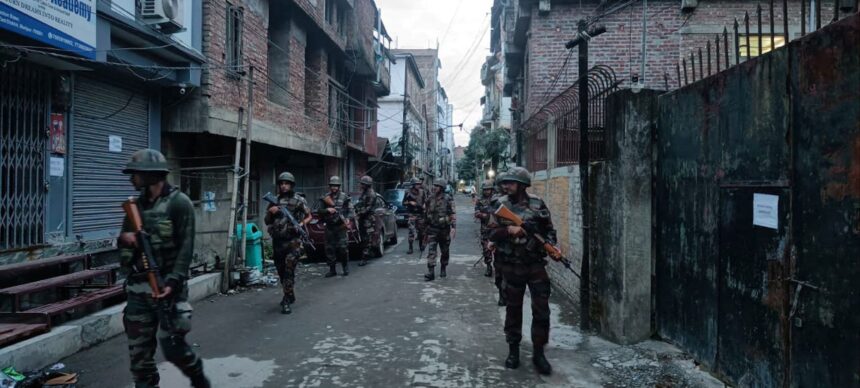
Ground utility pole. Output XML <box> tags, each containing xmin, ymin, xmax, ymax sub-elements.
<box><xmin>400</xmin><ymin>61</ymin><xmax>410</xmax><ymax>180</ymax></box>
<box><xmin>223</xmin><ymin>108</ymin><xmax>244</xmax><ymax>292</ymax></box>
<box><xmin>239</xmin><ymin>66</ymin><xmax>255</xmax><ymax>286</ymax></box>
<box><xmin>566</xmin><ymin>21</ymin><xmax>606</xmax><ymax>331</ymax></box>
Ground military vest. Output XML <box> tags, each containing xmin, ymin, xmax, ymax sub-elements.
<box><xmin>356</xmin><ymin>189</ymin><xmax>383</xmax><ymax>218</ymax></box>
<box><xmin>426</xmin><ymin>193</ymin><xmax>454</xmax><ymax>228</ymax></box>
<box><xmin>493</xmin><ymin>193</ymin><xmax>549</xmax><ymax>263</ymax></box>
<box><xmin>404</xmin><ymin>189</ymin><xmax>426</xmax><ymax>215</ymax></box>
<box><xmin>269</xmin><ymin>193</ymin><xmax>308</xmax><ymax>240</ymax></box>
<box><xmin>320</xmin><ymin>191</ymin><xmax>350</xmax><ymax>228</ymax></box>
<box><xmin>475</xmin><ymin>194</ymin><xmax>497</xmax><ymax>228</ymax></box>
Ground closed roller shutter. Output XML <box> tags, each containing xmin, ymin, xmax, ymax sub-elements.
<box><xmin>72</xmin><ymin>77</ymin><xmax>150</xmax><ymax>238</ymax></box>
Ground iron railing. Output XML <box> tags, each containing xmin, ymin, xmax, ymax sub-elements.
<box><xmin>523</xmin><ymin>65</ymin><xmax>620</xmax><ymax>171</ymax></box>
<box><xmin>1</xmin><ymin>61</ymin><xmax>48</xmax><ymax>251</ymax></box>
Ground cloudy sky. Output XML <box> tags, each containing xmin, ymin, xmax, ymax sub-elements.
<box><xmin>375</xmin><ymin>0</ymin><xmax>493</xmax><ymax>147</ymax></box>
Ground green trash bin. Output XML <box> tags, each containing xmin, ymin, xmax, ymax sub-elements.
<box><xmin>236</xmin><ymin>223</ymin><xmax>264</xmax><ymax>271</ymax></box>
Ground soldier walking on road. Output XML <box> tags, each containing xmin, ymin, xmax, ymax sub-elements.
<box><xmin>264</xmin><ymin>172</ymin><xmax>312</xmax><ymax>314</ymax></box>
<box><xmin>423</xmin><ymin>179</ymin><xmax>456</xmax><ymax>281</ymax></box>
<box><xmin>474</xmin><ymin>180</ymin><xmax>505</xmax><ymax>306</ymax></box>
<box><xmin>487</xmin><ymin>166</ymin><xmax>556</xmax><ymax>375</ymax></box>
<box><xmin>318</xmin><ymin>176</ymin><xmax>354</xmax><ymax>277</ymax></box>
<box><xmin>403</xmin><ymin>177</ymin><xmax>427</xmax><ymax>255</ymax></box>
<box><xmin>355</xmin><ymin>175</ymin><xmax>385</xmax><ymax>266</ymax></box>
<box><xmin>119</xmin><ymin>149</ymin><xmax>211</xmax><ymax>388</ymax></box>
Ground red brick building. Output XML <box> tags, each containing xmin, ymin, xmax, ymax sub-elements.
<box><xmin>486</xmin><ymin>0</ymin><xmax>843</xmax><ymax>167</ymax></box>
<box><xmin>162</xmin><ymin>0</ymin><xmax>393</xmax><ymax>263</ymax></box>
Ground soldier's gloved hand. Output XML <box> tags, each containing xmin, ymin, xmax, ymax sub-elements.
<box><xmin>268</xmin><ymin>206</ymin><xmax>280</xmax><ymax>215</ymax></box>
<box><xmin>159</xmin><ymin>279</ymin><xmax>183</xmax><ymax>300</ymax></box>
<box><xmin>507</xmin><ymin>225</ymin><xmax>525</xmax><ymax>237</ymax></box>
<box><xmin>327</xmin><ymin>208</ymin><xmax>337</xmax><ymax>214</ymax></box>
<box><xmin>119</xmin><ymin>232</ymin><xmax>138</xmax><ymax>248</ymax></box>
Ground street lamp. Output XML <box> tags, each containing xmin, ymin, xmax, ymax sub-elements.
<box><xmin>487</xmin><ymin>169</ymin><xmax>496</xmax><ymax>179</ymax></box>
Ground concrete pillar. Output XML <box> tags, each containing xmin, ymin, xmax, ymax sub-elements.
<box><xmin>590</xmin><ymin>89</ymin><xmax>660</xmax><ymax>344</ymax></box>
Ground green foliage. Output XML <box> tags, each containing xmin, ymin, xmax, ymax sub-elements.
<box><xmin>456</xmin><ymin>127</ymin><xmax>511</xmax><ymax>181</ymax></box>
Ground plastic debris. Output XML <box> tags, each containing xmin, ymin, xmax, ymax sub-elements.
<box><xmin>48</xmin><ymin>364</ymin><xmax>65</xmax><ymax>371</ymax></box>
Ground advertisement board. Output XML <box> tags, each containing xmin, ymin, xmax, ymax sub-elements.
<box><xmin>0</xmin><ymin>0</ymin><xmax>97</xmax><ymax>59</ymax></box>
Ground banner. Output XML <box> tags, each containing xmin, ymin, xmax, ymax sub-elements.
<box><xmin>0</xmin><ymin>0</ymin><xmax>97</xmax><ymax>59</ymax></box>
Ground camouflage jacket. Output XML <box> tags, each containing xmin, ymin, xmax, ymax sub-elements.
<box><xmin>120</xmin><ymin>185</ymin><xmax>195</xmax><ymax>292</ymax></box>
<box><xmin>425</xmin><ymin>192</ymin><xmax>456</xmax><ymax>229</ymax></box>
<box><xmin>403</xmin><ymin>188</ymin><xmax>426</xmax><ymax>216</ymax></box>
<box><xmin>264</xmin><ymin>192</ymin><xmax>310</xmax><ymax>240</ymax></box>
<box><xmin>355</xmin><ymin>189</ymin><xmax>385</xmax><ymax>220</ymax></box>
<box><xmin>474</xmin><ymin>193</ymin><xmax>498</xmax><ymax>229</ymax></box>
<box><xmin>488</xmin><ymin>193</ymin><xmax>557</xmax><ymax>264</ymax></box>
<box><xmin>317</xmin><ymin>191</ymin><xmax>354</xmax><ymax>229</ymax></box>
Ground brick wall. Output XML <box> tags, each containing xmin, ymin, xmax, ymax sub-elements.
<box><xmin>521</xmin><ymin>0</ymin><xmax>823</xmax><ymax>118</ymax></box>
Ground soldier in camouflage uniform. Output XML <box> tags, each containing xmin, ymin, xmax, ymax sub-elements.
<box><xmin>403</xmin><ymin>177</ymin><xmax>427</xmax><ymax>255</ymax></box>
<box><xmin>423</xmin><ymin>179</ymin><xmax>456</xmax><ymax>281</ymax></box>
<box><xmin>474</xmin><ymin>180</ymin><xmax>505</xmax><ymax>306</ymax></box>
<box><xmin>118</xmin><ymin>149</ymin><xmax>210</xmax><ymax>388</ymax></box>
<box><xmin>264</xmin><ymin>172</ymin><xmax>312</xmax><ymax>314</ymax></box>
<box><xmin>487</xmin><ymin>166</ymin><xmax>556</xmax><ymax>375</ymax></box>
<box><xmin>318</xmin><ymin>176</ymin><xmax>354</xmax><ymax>277</ymax></box>
<box><xmin>354</xmin><ymin>175</ymin><xmax>385</xmax><ymax>266</ymax></box>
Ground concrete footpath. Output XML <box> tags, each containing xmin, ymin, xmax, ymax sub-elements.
<box><xmin>54</xmin><ymin>195</ymin><xmax>726</xmax><ymax>387</ymax></box>
<box><xmin>0</xmin><ymin>272</ymin><xmax>222</xmax><ymax>373</ymax></box>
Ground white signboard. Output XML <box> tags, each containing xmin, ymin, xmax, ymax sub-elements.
<box><xmin>753</xmin><ymin>193</ymin><xmax>779</xmax><ymax>230</ymax></box>
<box><xmin>0</xmin><ymin>0</ymin><xmax>97</xmax><ymax>59</ymax></box>
<box><xmin>49</xmin><ymin>156</ymin><xmax>64</xmax><ymax>177</ymax></box>
<box><xmin>108</xmin><ymin>135</ymin><xmax>122</xmax><ymax>153</ymax></box>
<box><xmin>203</xmin><ymin>192</ymin><xmax>217</xmax><ymax>212</ymax></box>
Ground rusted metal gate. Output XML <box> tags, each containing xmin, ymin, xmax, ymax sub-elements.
<box><xmin>522</xmin><ymin>65</ymin><xmax>620</xmax><ymax>171</ymax></box>
<box><xmin>656</xmin><ymin>14</ymin><xmax>859</xmax><ymax>388</ymax></box>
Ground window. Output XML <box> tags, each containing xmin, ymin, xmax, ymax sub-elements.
<box><xmin>325</xmin><ymin>0</ymin><xmax>334</xmax><ymax>25</ymax></box>
<box><xmin>336</xmin><ymin>3</ymin><xmax>347</xmax><ymax>36</ymax></box>
<box><xmin>738</xmin><ymin>35</ymin><xmax>786</xmax><ymax>59</ymax></box>
<box><xmin>226</xmin><ymin>4</ymin><xmax>244</xmax><ymax>74</ymax></box>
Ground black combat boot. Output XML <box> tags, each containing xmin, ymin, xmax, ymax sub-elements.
<box><xmin>324</xmin><ymin>264</ymin><xmax>337</xmax><ymax>278</ymax></box>
<box><xmin>424</xmin><ymin>266</ymin><xmax>435</xmax><ymax>281</ymax></box>
<box><xmin>190</xmin><ymin>371</ymin><xmax>211</xmax><ymax>388</ymax></box>
<box><xmin>497</xmin><ymin>291</ymin><xmax>507</xmax><ymax>306</ymax></box>
<box><xmin>484</xmin><ymin>264</ymin><xmax>493</xmax><ymax>278</ymax></box>
<box><xmin>440</xmin><ymin>265</ymin><xmax>447</xmax><ymax>278</ymax></box>
<box><xmin>341</xmin><ymin>262</ymin><xmax>349</xmax><ymax>276</ymax></box>
<box><xmin>407</xmin><ymin>242</ymin><xmax>414</xmax><ymax>254</ymax></box>
<box><xmin>280</xmin><ymin>299</ymin><xmax>292</xmax><ymax>315</ymax></box>
<box><xmin>358</xmin><ymin>258</ymin><xmax>368</xmax><ymax>266</ymax></box>
<box><xmin>505</xmin><ymin>343</ymin><xmax>520</xmax><ymax>369</ymax></box>
<box><xmin>533</xmin><ymin>345</ymin><xmax>553</xmax><ymax>375</ymax></box>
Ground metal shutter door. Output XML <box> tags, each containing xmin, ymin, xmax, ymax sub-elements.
<box><xmin>72</xmin><ymin>77</ymin><xmax>149</xmax><ymax>238</ymax></box>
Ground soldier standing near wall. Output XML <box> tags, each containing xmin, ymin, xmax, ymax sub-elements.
<box><xmin>318</xmin><ymin>176</ymin><xmax>354</xmax><ymax>277</ymax></box>
<box><xmin>354</xmin><ymin>176</ymin><xmax>385</xmax><ymax>266</ymax></box>
<box><xmin>474</xmin><ymin>180</ymin><xmax>505</xmax><ymax>306</ymax></box>
<box><xmin>264</xmin><ymin>172</ymin><xmax>312</xmax><ymax>314</ymax></box>
<box><xmin>487</xmin><ymin>166</ymin><xmax>556</xmax><ymax>375</ymax></box>
<box><xmin>423</xmin><ymin>179</ymin><xmax>456</xmax><ymax>281</ymax></box>
<box><xmin>403</xmin><ymin>177</ymin><xmax>427</xmax><ymax>255</ymax></box>
<box><xmin>118</xmin><ymin>149</ymin><xmax>211</xmax><ymax>388</ymax></box>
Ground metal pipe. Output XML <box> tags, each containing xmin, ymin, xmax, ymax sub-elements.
<box><xmin>733</xmin><ymin>20</ymin><xmax>740</xmax><ymax>65</ymax></box>
<box><xmin>707</xmin><ymin>41</ymin><xmax>712</xmax><ymax>76</ymax></box>
<box><xmin>676</xmin><ymin>63</ymin><xmax>682</xmax><ymax>87</ymax></box>
<box><xmin>785</xmin><ymin>0</ymin><xmax>790</xmax><ymax>43</ymax></box>
<box><xmin>802</xmin><ymin>0</ymin><xmax>807</xmax><ymax>35</ymax></box>
<box><xmin>716</xmin><ymin>35</ymin><xmax>721</xmax><ymax>72</ymax></box>
<box><xmin>223</xmin><ymin>108</ymin><xmax>244</xmax><ymax>293</ymax></box>
<box><xmin>640</xmin><ymin>0</ymin><xmax>648</xmax><ymax>85</ymax></box>
<box><xmin>816</xmin><ymin>0</ymin><xmax>822</xmax><ymax>30</ymax></box>
<box><xmin>691</xmin><ymin>51</ymin><xmax>697</xmax><ymax>81</ymax></box>
<box><xmin>745</xmin><ymin>12</ymin><xmax>751</xmax><ymax>59</ymax></box>
<box><xmin>683</xmin><ymin>58</ymin><xmax>688</xmax><ymax>85</ymax></box>
<box><xmin>770</xmin><ymin>0</ymin><xmax>776</xmax><ymax>51</ymax></box>
<box><xmin>577</xmin><ymin>19</ymin><xmax>592</xmax><ymax>331</ymax></box>
<box><xmin>698</xmin><ymin>47</ymin><xmax>704</xmax><ymax>78</ymax></box>
<box><xmin>239</xmin><ymin>66</ymin><xmax>255</xmax><ymax>288</ymax></box>
<box><xmin>757</xmin><ymin>4</ymin><xmax>763</xmax><ymax>56</ymax></box>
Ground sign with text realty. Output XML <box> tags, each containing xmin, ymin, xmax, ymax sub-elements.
<box><xmin>0</xmin><ymin>0</ymin><xmax>97</xmax><ymax>59</ymax></box>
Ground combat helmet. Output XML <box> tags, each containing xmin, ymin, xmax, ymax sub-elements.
<box><xmin>433</xmin><ymin>179</ymin><xmax>446</xmax><ymax>187</ymax></box>
<box><xmin>123</xmin><ymin>149</ymin><xmax>170</xmax><ymax>174</ymax></box>
<box><xmin>329</xmin><ymin>176</ymin><xmax>342</xmax><ymax>186</ymax></box>
<box><xmin>277</xmin><ymin>172</ymin><xmax>296</xmax><ymax>184</ymax></box>
<box><xmin>499</xmin><ymin>166</ymin><xmax>531</xmax><ymax>187</ymax></box>
<box><xmin>481</xmin><ymin>180</ymin><xmax>495</xmax><ymax>190</ymax></box>
<box><xmin>359</xmin><ymin>175</ymin><xmax>374</xmax><ymax>185</ymax></box>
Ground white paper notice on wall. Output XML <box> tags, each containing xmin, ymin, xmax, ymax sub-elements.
<box><xmin>753</xmin><ymin>193</ymin><xmax>779</xmax><ymax>230</ymax></box>
<box><xmin>203</xmin><ymin>192</ymin><xmax>217</xmax><ymax>212</ymax></box>
<box><xmin>108</xmin><ymin>135</ymin><xmax>123</xmax><ymax>153</ymax></box>
<box><xmin>50</xmin><ymin>157</ymin><xmax>65</xmax><ymax>177</ymax></box>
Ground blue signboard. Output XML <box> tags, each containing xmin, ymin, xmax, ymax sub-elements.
<box><xmin>0</xmin><ymin>0</ymin><xmax>97</xmax><ymax>59</ymax></box>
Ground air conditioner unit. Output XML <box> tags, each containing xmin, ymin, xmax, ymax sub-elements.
<box><xmin>137</xmin><ymin>0</ymin><xmax>184</xmax><ymax>34</ymax></box>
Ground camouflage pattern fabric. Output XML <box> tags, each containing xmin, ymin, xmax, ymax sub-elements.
<box><xmin>355</xmin><ymin>188</ymin><xmax>385</xmax><ymax>259</ymax></box>
<box><xmin>403</xmin><ymin>187</ymin><xmax>427</xmax><ymax>247</ymax></box>
<box><xmin>264</xmin><ymin>192</ymin><xmax>310</xmax><ymax>302</ymax></box>
<box><xmin>119</xmin><ymin>185</ymin><xmax>206</xmax><ymax>387</ymax></box>
<box><xmin>318</xmin><ymin>191</ymin><xmax>353</xmax><ymax>266</ymax></box>
<box><xmin>424</xmin><ymin>192</ymin><xmax>455</xmax><ymax>267</ymax></box>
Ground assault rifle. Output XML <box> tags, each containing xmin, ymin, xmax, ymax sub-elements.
<box><xmin>322</xmin><ymin>195</ymin><xmax>359</xmax><ymax>242</ymax></box>
<box><xmin>263</xmin><ymin>192</ymin><xmax>315</xmax><ymax>250</ymax></box>
<box><xmin>121</xmin><ymin>198</ymin><xmax>177</xmax><ymax>336</ymax></box>
<box><xmin>493</xmin><ymin>204</ymin><xmax>583</xmax><ymax>280</ymax></box>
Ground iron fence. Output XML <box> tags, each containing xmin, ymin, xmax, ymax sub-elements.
<box><xmin>523</xmin><ymin>65</ymin><xmax>620</xmax><ymax>171</ymax></box>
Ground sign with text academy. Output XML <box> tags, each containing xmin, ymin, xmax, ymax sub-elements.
<box><xmin>0</xmin><ymin>0</ymin><xmax>96</xmax><ymax>59</ymax></box>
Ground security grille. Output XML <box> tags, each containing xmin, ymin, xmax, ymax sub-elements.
<box><xmin>0</xmin><ymin>62</ymin><xmax>48</xmax><ymax>251</ymax></box>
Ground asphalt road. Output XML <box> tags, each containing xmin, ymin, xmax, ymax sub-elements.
<box><xmin>60</xmin><ymin>195</ymin><xmax>723</xmax><ymax>388</ymax></box>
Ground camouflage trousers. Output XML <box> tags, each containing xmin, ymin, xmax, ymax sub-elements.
<box><xmin>481</xmin><ymin>237</ymin><xmax>504</xmax><ymax>292</ymax></box>
<box><xmin>324</xmin><ymin>227</ymin><xmax>349</xmax><ymax>266</ymax></box>
<box><xmin>407</xmin><ymin>215</ymin><xmax>426</xmax><ymax>248</ymax></box>
<box><xmin>498</xmin><ymin>261</ymin><xmax>551</xmax><ymax>346</ymax></box>
<box><xmin>124</xmin><ymin>287</ymin><xmax>205</xmax><ymax>388</ymax></box>
<box><xmin>273</xmin><ymin>237</ymin><xmax>304</xmax><ymax>304</ymax></box>
<box><xmin>425</xmin><ymin>226</ymin><xmax>451</xmax><ymax>267</ymax></box>
<box><xmin>357</xmin><ymin>217</ymin><xmax>378</xmax><ymax>259</ymax></box>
